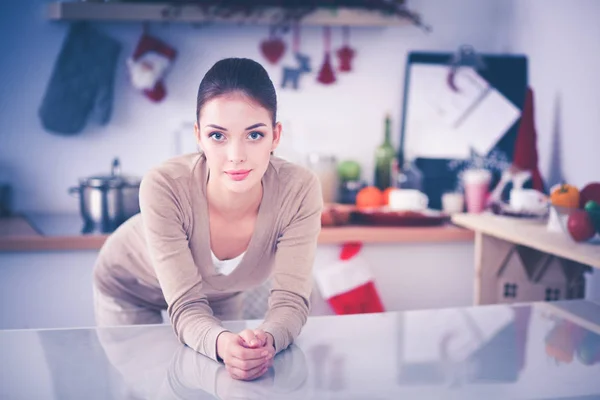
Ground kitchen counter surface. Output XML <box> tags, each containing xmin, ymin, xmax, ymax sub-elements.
<box><xmin>0</xmin><ymin>213</ymin><xmax>474</xmax><ymax>252</ymax></box>
<box><xmin>1</xmin><ymin>300</ymin><xmax>599</xmax><ymax>399</ymax></box>
<box><xmin>452</xmin><ymin>212</ymin><xmax>600</xmax><ymax>269</ymax></box>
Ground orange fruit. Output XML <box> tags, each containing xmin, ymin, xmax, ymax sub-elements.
<box><xmin>356</xmin><ymin>186</ymin><xmax>384</xmax><ymax>209</ymax></box>
<box><xmin>382</xmin><ymin>187</ymin><xmax>395</xmax><ymax>205</ymax></box>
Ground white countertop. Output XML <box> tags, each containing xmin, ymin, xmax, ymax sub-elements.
<box><xmin>1</xmin><ymin>301</ymin><xmax>600</xmax><ymax>399</ymax></box>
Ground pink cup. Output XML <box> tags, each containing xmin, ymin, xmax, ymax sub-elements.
<box><xmin>462</xmin><ymin>169</ymin><xmax>492</xmax><ymax>213</ymax></box>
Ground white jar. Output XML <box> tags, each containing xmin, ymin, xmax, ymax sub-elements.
<box><xmin>306</xmin><ymin>153</ymin><xmax>338</xmax><ymax>204</ymax></box>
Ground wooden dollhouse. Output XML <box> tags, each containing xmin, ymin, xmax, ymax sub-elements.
<box><xmin>497</xmin><ymin>244</ymin><xmax>588</xmax><ymax>304</ymax></box>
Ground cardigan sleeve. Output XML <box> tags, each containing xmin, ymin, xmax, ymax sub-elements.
<box><xmin>139</xmin><ymin>168</ymin><xmax>227</xmax><ymax>361</ymax></box>
<box><xmin>258</xmin><ymin>172</ymin><xmax>323</xmax><ymax>353</ymax></box>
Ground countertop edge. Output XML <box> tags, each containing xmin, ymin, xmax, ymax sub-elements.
<box><xmin>0</xmin><ymin>217</ymin><xmax>475</xmax><ymax>253</ymax></box>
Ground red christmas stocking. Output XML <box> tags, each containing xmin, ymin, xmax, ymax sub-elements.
<box><xmin>127</xmin><ymin>33</ymin><xmax>177</xmax><ymax>102</ymax></box>
<box><xmin>314</xmin><ymin>242</ymin><xmax>385</xmax><ymax>315</ymax></box>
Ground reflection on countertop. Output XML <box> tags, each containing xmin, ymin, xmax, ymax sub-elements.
<box><xmin>1</xmin><ymin>300</ymin><xmax>599</xmax><ymax>399</ymax></box>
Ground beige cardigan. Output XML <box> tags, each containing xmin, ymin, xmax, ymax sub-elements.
<box><xmin>93</xmin><ymin>153</ymin><xmax>323</xmax><ymax>361</ymax></box>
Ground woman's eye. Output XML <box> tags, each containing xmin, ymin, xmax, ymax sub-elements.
<box><xmin>248</xmin><ymin>131</ymin><xmax>264</xmax><ymax>140</ymax></box>
<box><xmin>209</xmin><ymin>132</ymin><xmax>225</xmax><ymax>141</ymax></box>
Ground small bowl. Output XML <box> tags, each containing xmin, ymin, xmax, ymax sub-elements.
<box><xmin>550</xmin><ymin>205</ymin><xmax>600</xmax><ymax>244</ymax></box>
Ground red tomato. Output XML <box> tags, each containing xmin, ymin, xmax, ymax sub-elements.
<box><xmin>567</xmin><ymin>210</ymin><xmax>596</xmax><ymax>242</ymax></box>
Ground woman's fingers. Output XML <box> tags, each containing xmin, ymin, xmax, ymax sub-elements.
<box><xmin>230</xmin><ymin>342</ymin><xmax>269</xmax><ymax>361</ymax></box>
<box><xmin>238</xmin><ymin>329</ymin><xmax>260</xmax><ymax>348</ymax></box>
<box><xmin>222</xmin><ymin>338</ymin><xmax>272</xmax><ymax>381</ymax></box>
<box><xmin>252</xmin><ymin>329</ymin><xmax>268</xmax><ymax>347</ymax></box>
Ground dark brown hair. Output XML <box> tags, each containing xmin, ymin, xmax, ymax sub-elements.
<box><xmin>196</xmin><ymin>58</ymin><xmax>277</xmax><ymax>126</ymax></box>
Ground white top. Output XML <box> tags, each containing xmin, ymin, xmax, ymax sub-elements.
<box><xmin>210</xmin><ymin>250</ymin><xmax>245</xmax><ymax>276</ymax></box>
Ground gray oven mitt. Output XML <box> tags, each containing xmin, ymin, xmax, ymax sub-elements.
<box><xmin>39</xmin><ymin>23</ymin><xmax>122</xmax><ymax>135</ymax></box>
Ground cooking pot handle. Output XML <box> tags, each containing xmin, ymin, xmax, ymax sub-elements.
<box><xmin>68</xmin><ymin>186</ymin><xmax>80</xmax><ymax>197</ymax></box>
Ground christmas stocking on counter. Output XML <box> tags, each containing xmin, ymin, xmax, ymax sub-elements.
<box><xmin>314</xmin><ymin>242</ymin><xmax>385</xmax><ymax>315</ymax></box>
<box><xmin>127</xmin><ymin>33</ymin><xmax>177</xmax><ymax>102</ymax></box>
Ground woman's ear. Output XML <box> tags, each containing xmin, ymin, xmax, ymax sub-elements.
<box><xmin>194</xmin><ymin>121</ymin><xmax>202</xmax><ymax>152</ymax></box>
<box><xmin>271</xmin><ymin>122</ymin><xmax>282</xmax><ymax>152</ymax></box>
<box><xmin>194</xmin><ymin>122</ymin><xmax>200</xmax><ymax>143</ymax></box>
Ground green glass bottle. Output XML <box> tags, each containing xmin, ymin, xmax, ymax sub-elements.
<box><xmin>374</xmin><ymin>114</ymin><xmax>396</xmax><ymax>191</ymax></box>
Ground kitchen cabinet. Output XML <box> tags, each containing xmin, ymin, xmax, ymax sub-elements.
<box><xmin>0</xmin><ymin>214</ymin><xmax>477</xmax><ymax>330</ymax></box>
<box><xmin>0</xmin><ymin>251</ymin><xmax>99</xmax><ymax>330</ymax></box>
<box><xmin>0</xmin><ymin>242</ymin><xmax>477</xmax><ymax>330</ymax></box>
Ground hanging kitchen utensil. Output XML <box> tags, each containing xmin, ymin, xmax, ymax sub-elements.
<box><xmin>260</xmin><ymin>25</ymin><xmax>286</xmax><ymax>65</ymax></box>
<box><xmin>281</xmin><ymin>23</ymin><xmax>311</xmax><ymax>90</ymax></box>
<box><xmin>336</xmin><ymin>26</ymin><xmax>356</xmax><ymax>72</ymax></box>
<box><xmin>317</xmin><ymin>26</ymin><xmax>336</xmax><ymax>85</ymax></box>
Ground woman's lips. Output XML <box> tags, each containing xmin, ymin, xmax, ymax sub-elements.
<box><xmin>225</xmin><ymin>169</ymin><xmax>251</xmax><ymax>181</ymax></box>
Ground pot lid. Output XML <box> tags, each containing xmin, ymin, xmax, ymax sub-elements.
<box><xmin>81</xmin><ymin>175</ymin><xmax>124</xmax><ymax>188</ymax></box>
<box><xmin>80</xmin><ymin>158</ymin><xmax>140</xmax><ymax>188</ymax></box>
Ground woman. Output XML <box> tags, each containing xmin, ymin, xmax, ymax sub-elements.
<box><xmin>92</xmin><ymin>58</ymin><xmax>323</xmax><ymax>381</ymax></box>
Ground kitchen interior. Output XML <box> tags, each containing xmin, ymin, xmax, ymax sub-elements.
<box><xmin>1</xmin><ymin>0</ymin><xmax>600</xmax><ymax>398</ymax></box>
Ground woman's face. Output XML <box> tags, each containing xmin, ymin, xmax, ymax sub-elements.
<box><xmin>195</xmin><ymin>92</ymin><xmax>281</xmax><ymax>194</ymax></box>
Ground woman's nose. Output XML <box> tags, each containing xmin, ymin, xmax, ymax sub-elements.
<box><xmin>228</xmin><ymin>141</ymin><xmax>247</xmax><ymax>163</ymax></box>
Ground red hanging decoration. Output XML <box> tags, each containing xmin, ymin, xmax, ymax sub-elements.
<box><xmin>336</xmin><ymin>26</ymin><xmax>356</xmax><ymax>72</ymax></box>
<box><xmin>260</xmin><ymin>26</ymin><xmax>286</xmax><ymax>65</ymax></box>
<box><xmin>317</xmin><ymin>26</ymin><xmax>336</xmax><ymax>85</ymax></box>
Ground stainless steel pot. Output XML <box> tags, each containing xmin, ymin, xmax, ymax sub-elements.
<box><xmin>69</xmin><ymin>158</ymin><xmax>141</xmax><ymax>233</ymax></box>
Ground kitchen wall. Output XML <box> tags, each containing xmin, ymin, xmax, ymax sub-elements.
<box><xmin>503</xmin><ymin>0</ymin><xmax>600</xmax><ymax>190</ymax></box>
<box><xmin>0</xmin><ymin>0</ymin><xmax>599</xmax><ymax>328</ymax></box>
<box><xmin>502</xmin><ymin>0</ymin><xmax>600</xmax><ymax>300</ymax></box>
<box><xmin>0</xmin><ymin>0</ymin><xmax>514</xmax><ymax>213</ymax></box>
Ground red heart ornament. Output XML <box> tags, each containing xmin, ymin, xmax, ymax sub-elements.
<box><xmin>260</xmin><ymin>38</ymin><xmax>286</xmax><ymax>64</ymax></box>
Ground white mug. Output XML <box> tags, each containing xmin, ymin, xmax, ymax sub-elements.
<box><xmin>509</xmin><ymin>189</ymin><xmax>547</xmax><ymax>212</ymax></box>
<box><xmin>442</xmin><ymin>192</ymin><xmax>465</xmax><ymax>214</ymax></box>
<box><xmin>389</xmin><ymin>189</ymin><xmax>429</xmax><ymax>211</ymax></box>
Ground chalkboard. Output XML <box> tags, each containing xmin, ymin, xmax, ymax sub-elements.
<box><xmin>398</xmin><ymin>51</ymin><xmax>528</xmax><ymax>209</ymax></box>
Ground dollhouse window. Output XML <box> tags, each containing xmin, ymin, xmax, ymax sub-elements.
<box><xmin>503</xmin><ymin>283</ymin><xmax>517</xmax><ymax>298</ymax></box>
<box><xmin>545</xmin><ymin>288</ymin><xmax>560</xmax><ymax>301</ymax></box>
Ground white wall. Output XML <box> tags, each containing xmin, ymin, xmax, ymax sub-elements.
<box><xmin>0</xmin><ymin>0</ymin><xmax>513</xmax><ymax>213</ymax></box>
<box><xmin>503</xmin><ymin>0</ymin><xmax>600</xmax><ymax>189</ymax></box>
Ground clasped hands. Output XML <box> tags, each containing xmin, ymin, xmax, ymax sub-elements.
<box><xmin>216</xmin><ymin>329</ymin><xmax>275</xmax><ymax>381</ymax></box>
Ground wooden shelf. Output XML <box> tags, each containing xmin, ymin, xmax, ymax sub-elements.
<box><xmin>452</xmin><ymin>213</ymin><xmax>600</xmax><ymax>269</ymax></box>
<box><xmin>47</xmin><ymin>2</ymin><xmax>414</xmax><ymax>26</ymax></box>
<box><xmin>0</xmin><ymin>216</ymin><xmax>473</xmax><ymax>252</ymax></box>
